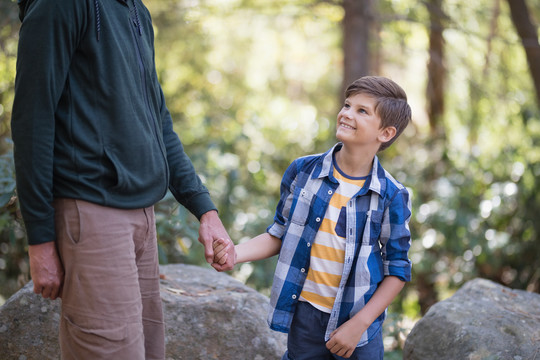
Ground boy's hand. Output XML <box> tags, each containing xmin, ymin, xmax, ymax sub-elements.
<box><xmin>326</xmin><ymin>276</ymin><xmax>404</xmax><ymax>357</ymax></box>
<box><xmin>212</xmin><ymin>238</ymin><xmax>231</xmax><ymax>265</ymax></box>
<box><xmin>325</xmin><ymin>318</ymin><xmax>367</xmax><ymax>359</ymax></box>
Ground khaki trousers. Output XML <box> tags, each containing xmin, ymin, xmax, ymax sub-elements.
<box><xmin>54</xmin><ymin>199</ymin><xmax>165</xmax><ymax>360</ymax></box>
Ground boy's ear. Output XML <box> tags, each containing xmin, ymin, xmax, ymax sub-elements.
<box><xmin>378</xmin><ymin>126</ymin><xmax>397</xmax><ymax>143</ymax></box>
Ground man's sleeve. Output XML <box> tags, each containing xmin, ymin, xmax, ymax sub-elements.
<box><xmin>11</xmin><ymin>0</ymin><xmax>86</xmax><ymax>245</ymax></box>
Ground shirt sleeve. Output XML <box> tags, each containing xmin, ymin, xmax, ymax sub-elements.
<box><xmin>380</xmin><ymin>186</ymin><xmax>412</xmax><ymax>282</ymax></box>
<box><xmin>267</xmin><ymin>159</ymin><xmax>299</xmax><ymax>239</ymax></box>
<box><xmin>11</xmin><ymin>0</ymin><xmax>87</xmax><ymax>245</ymax></box>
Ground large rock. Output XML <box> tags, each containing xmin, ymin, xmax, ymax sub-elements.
<box><xmin>160</xmin><ymin>264</ymin><xmax>286</xmax><ymax>359</ymax></box>
<box><xmin>403</xmin><ymin>278</ymin><xmax>540</xmax><ymax>360</ymax></box>
<box><xmin>0</xmin><ymin>264</ymin><xmax>286</xmax><ymax>360</ymax></box>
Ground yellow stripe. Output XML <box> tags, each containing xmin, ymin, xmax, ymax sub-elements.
<box><xmin>311</xmin><ymin>243</ymin><xmax>345</xmax><ymax>262</ymax></box>
<box><xmin>329</xmin><ymin>193</ymin><xmax>350</xmax><ymax>208</ymax></box>
<box><xmin>318</xmin><ymin>219</ymin><xmax>338</xmax><ymax>235</ymax></box>
<box><xmin>306</xmin><ymin>269</ymin><xmax>342</xmax><ymax>288</ymax></box>
<box><xmin>300</xmin><ymin>291</ymin><xmax>335</xmax><ymax>310</ymax></box>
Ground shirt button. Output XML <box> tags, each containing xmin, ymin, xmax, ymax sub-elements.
<box><xmin>301</xmin><ymin>268</ymin><xmax>306</xmax><ymax>273</ymax></box>
<box><xmin>292</xmin><ymin>294</ymin><xmax>297</xmax><ymax>299</ymax></box>
<box><xmin>328</xmin><ymin>190</ymin><xmax>333</xmax><ymax>195</ymax></box>
<box><xmin>307</xmin><ymin>243</ymin><xmax>311</xmax><ymax>247</ymax></box>
<box><xmin>316</xmin><ymin>217</ymin><xmax>321</xmax><ymax>222</ymax></box>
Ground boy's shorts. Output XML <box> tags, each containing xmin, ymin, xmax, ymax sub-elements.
<box><xmin>282</xmin><ymin>301</ymin><xmax>383</xmax><ymax>360</ymax></box>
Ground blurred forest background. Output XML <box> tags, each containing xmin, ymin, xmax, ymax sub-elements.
<box><xmin>1</xmin><ymin>0</ymin><xmax>539</xmax><ymax>355</ymax></box>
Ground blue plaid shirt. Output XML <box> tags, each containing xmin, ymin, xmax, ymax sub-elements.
<box><xmin>266</xmin><ymin>143</ymin><xmax>412</xmax><ymax>347</ymax></box>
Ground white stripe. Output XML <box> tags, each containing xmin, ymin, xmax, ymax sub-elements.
<box><xmin>324</xmin><ymin>205</ymin><xmax>342</xmax><ymax>220</ymax></box>
<box><xmin>309</xmin><ymin>256</ymin><xmax>344</xmax><ymax>276</ymax></box>
<box><xmin>302</xmin><ymin>279</ymin><xmax>338</xmax><ymax>298</ymax></box>
<box><xmin>313</xmin><ymin>231</ymin><xmax>345</xmax><ymax>248</ymax></box>
<box><xmin>338</xmin><ymin>182</ymin><xmax>364</xmax><ymax>198</ymax></box>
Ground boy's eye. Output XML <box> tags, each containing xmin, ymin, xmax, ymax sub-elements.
<box><xmin>358</xmin><ymin>108</ymin><xmax>367</xmax><ymax>114</ymax></box>
<box><xmin>343</xmin><ymin>103</ymin><xmax>350</xmax><ymax>109</ymax></box>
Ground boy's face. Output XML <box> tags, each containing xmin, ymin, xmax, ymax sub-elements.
<box><xmin>336</xmin><ymin>93</ymin><xmax>395</xmax><ymax>150</ymax></box>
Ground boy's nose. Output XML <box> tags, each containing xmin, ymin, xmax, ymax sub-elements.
<box><xmin>341</xmin><ymin>109</ymin><xmax>352</xmax><ymax>119</ymax></box>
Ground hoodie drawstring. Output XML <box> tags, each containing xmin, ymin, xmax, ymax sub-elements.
<box><xmin>94</xmin><ymin>0</ymin><xmax>142</xmax><ymax>41</ymax></box>
<box><xmin>94</xmin><ymin>0</ymin><xmax>101</xmax><ymax>41</ymax></box>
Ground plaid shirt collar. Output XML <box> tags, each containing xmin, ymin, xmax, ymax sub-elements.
<box><xmin>314</xmin><ymin>142</ymin><xmax>385</xmax><ymax>196</ymax></box>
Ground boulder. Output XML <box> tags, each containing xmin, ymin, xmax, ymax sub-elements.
<box><xmin>0</xmin><ymin>264</ymin><xmax>286</xmax><ymax>360</ymax></box>
<box><xmin>160</xmin><ymin>264</ymin><xmax>286</xmax><ymax>359</ymax></box>
<box><xmin>0</xmin><ymin>282</ymin><xmax>60</xmax><ymax>360</ymax></box>
<box><xmin>403</xmin><ymin>278</ymin><xmax>540</xmax><ymax>360</ymax></box>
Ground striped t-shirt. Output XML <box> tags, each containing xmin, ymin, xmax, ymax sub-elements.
<box><xmin>299</xmin><ymin>160</ymin><xmax>366</xmax><ymax>313</ymax></box>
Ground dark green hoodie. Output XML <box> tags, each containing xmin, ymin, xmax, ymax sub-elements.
<box><xmin>12</xmin><ymin>0</ymin><xmax>216</xmax><ymax>245</ymax></box>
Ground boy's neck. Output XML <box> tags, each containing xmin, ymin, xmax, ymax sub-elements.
<box><xmin>334</xmin><ymin>144</ymin><xmax>376</xmax><ymax>178</ymax></box>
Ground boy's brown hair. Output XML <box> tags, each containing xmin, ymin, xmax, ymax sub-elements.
<box><xmin>345</xmin><ymin>76</ymin><xmax>411</xmax><ymax>151</ymax></box>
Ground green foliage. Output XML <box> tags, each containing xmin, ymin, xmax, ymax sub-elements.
<box><xmin>0</xmin><ymin>149</ymin><xmax>15</xmax><ymax>208</ymax></box>
<box><xmin>0</xmin><ymin>0</ymin><xmax>18</xmax><ymax>154</ymax></box>
<box><xmin>0</xmin><ymin>148</ymin><xmax>28</xmax><ymax>303</ymax></box>
<box><xmin>154</xmin><ymin>191</ymin><xmax>210</xmax><ymax>267</ymax></box>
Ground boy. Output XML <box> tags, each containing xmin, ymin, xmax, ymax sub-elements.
<box><xmin>216</xmin><ymin>76</ymin><xmax>412</xmax><ymax>359</ymax></box>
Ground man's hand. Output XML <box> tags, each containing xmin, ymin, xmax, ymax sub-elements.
<box><xmin>325</xmin><ymin>317</ymin><xmax>368</xmax><ymax>359</ymax></box>
<box><xmin>198</xmin><ymin>210</ymin><xmax>234</xmax><ymax>271</ymax></box>
<box><xmin>28</xmin><ymin>242</ymin><xmax>64</xmax><ymax>300</ymax></box>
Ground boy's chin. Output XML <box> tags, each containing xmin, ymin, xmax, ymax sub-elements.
<box><xmin>335</xmin><ymin>131</ymin><xmax>349</xmax><ymax>143</ymax></box>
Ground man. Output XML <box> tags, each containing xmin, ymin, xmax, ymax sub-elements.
<box><xmin>11</xmin><ymin>0</ymin><xmax>234</xmax><ymax>359</ymax></box>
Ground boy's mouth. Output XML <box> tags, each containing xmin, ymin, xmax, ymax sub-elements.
<box><xmin>339</xmin><ymin>121</ymin><xmax>356</xmax><ymax>130</ymax></box>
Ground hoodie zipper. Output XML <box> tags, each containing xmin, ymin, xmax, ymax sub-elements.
<box><xmin>127</xmin><ymin>0</ymin><xmax>170</xmax><ymax>194</ymax></box>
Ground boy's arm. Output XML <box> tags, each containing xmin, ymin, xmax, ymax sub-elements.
<box><xmin>326</xmin><ymin>276</ymin><xmax>405</xmax><ymax>358</ymax></box>
<box><xmin>235</xmin><ymin>233</ymin><xmax>281</xmax><ymax>264</ymax></box>
<box><xmin>212</xmin><ymin>233</ymin><xmax>281</xmax><ymax>266</ymax></box>
<box><xmin>212</xmin><ymin>159</ymin><xmax>298</xmax><ymax>267</ymax></box>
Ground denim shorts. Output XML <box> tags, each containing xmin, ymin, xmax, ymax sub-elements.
<box><xmin>282</xmin><ymin>301</ymin><xmax>384</xmax><ymax>360</ymax></box>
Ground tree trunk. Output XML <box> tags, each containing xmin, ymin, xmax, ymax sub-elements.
<box><xmin>341</xmin><ymin>0</ymin><xmax>373</xmax><ymax>99</ymax></box>
<box><xmin>425</xmin><ymin>0</ymin><xmax>446</xmax><ymax>139</ymax></box>
<box><xmin>506</xmin><ymin>0</ymin><xmax>540</xmax><ymax>108</ymax></box>
<box><xmin>483</xmin><ymin>0</ymin><xmax>501</xmax><ymax>77</ymax></box>
<box><xmin>413</xmin><ymin>0</ymin><xmax>449</xmax><ymax>315</ymax></box>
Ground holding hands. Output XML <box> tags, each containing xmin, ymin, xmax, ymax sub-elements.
<box><xmin>197</xmin><ymin>210</ymin><xmax>235</xmax><ymax>271</ymax></box>
<box><xmin>206</xmin><ymin>228</ymin><xmax>282</xmax><ymax>271</ymax></box>
<box><xmin>212</xmin><ymin>238</ymin><xmax>235</xmax><ymax>266</ymax></box>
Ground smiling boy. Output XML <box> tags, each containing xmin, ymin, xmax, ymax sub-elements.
<box><xmin>216</xmin><ymin>76</ymin><xmax>412</xmax><ymax>359</ymax></box>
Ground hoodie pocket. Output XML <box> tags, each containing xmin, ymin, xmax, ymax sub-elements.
<box><xmin>102</xmin><ymin>147</ymin><xmax>126</xmax><ymax>192</ymax></box>
<box><xmin>102</xmin><ymin>142</ymin><xmax>166</xmax><ymax>195</ymax></box>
